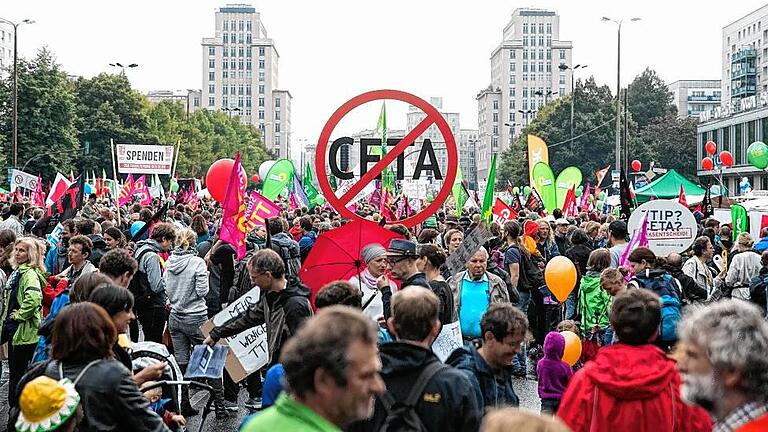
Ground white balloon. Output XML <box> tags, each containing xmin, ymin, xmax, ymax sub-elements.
<box><xmin>258</xmin><ymin>160</ymin><xmax>277</xmax><ymax>180</ymax></box>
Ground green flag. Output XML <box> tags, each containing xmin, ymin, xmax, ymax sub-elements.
<box><xmin>481</xmin><ymin>154</ymin><xmax>497</xmax><ymax>222</ymax></box>
<box><xmin>555</xmin><ymin>166</ymin><xmax>583</xmax><ymax>210</ymax></box>
<box><xmin>303</xmin><ymin>162</ymin><xmax>320</xmax><ymax>206</ymax></box>
<box><xmin>452</xmin><ymin>166</ymin><xmax>468</xmax><ymax>216</ymax></box>
<box><xmin>262</xmin><ymin>159</ymin><xmax>295</xmax><ymax>200</ymax></box>
<box><xmin>373</xmin><ymin>101</ymin><xmax>395</xmax><ymax>191</ymax></box>
<box><xmin>532</xmin><ymin>162</ymin><xmax>557</xmax><ymax>213</ymax></box>
<box><xmin>731</xmin><ymin>204</ymin><xmax>749</xmax><ymax>241</ymax></box>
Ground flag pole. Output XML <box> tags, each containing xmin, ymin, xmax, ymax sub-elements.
<box><xmin>170</xmin><ymin>138</ymin><xmax>181</xmax><ymax>184</ymax></box>
<box><xmin>110</xmin><ymin>138</ymin><xmax>122</xmax><ymax>227</ymax></box>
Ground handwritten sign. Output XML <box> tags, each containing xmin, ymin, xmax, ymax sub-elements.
<box><xmin>200</xmin><ymin>287</ymin><xmax>268</xmax><ymax>382</ymax></box>
<box><xmin>445</xmin><ymin>224</ymin><xmax>494</xmax><ymax>275</ymax></box>
<box><xmin>432</xmin><ymin>321</ymin><xmax>463</xmax><ymax>362</ymax></box>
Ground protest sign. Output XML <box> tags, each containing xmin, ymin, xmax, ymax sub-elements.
<box><xmin>628</xmin><ymin>199</ymin><xmax>697</xmax><ymax>255</ymax></box>
<box><xmin>200</xmin><ymin>287</ymin><xmax>267</xmax><ymax>382</ymax></box>
<box><xmin>9</xmin><ymin>169</ymin><xmax>38</xmax><ymax>192</ymax></box>
<box><xmin>445</xmin><ymin>224</ymin><xmax>494</xmax><ymax>275</ymax></box>
<box><xmin>116</xmin><ymin>144</ymin><xmax>174</xmax><ymax>175</ymax></box>
<box><xmin>432</xmin><ymin>321</ymin><xmax>463</xmax><ymax>362</ymax></box>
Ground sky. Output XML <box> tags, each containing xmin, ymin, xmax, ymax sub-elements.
<box><xmin>3</xmin><ymin>0</ymin><xmax>768</xmax><ymax>165</ymax></box>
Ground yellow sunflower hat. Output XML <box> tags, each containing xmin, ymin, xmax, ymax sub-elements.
<box><xmin>16</xmin><ymin>376</ymin><xmax>80</xmax><ymax>432</ymax></box>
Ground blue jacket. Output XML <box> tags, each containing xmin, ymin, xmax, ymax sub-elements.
<box><xmin>445</xmin><ymin>342</ymin><xmax>519</xmax><ymax>410</ymax></box>
<box><xmin>756</xmin><ymin>236</ymin><xmax>768</xmax><ymax>253</ymax></box>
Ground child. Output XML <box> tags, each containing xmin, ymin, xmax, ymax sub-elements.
<box><xmin>579</xmin><ymin>249</ymin><xmax>613</xmax><ymax>356</ymax></box>
<box><xmin>536</xmin><ymin>331</ymin><xmax>573</xmax><ymax>414</ymax></box>
<box><xmin>142</xmin><ymin>382</ymin><xmax>186</xmax><ymax>430</ymax></box>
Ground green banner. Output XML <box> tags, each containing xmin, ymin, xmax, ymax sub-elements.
<box><xmin>555</xmin><ymin>166</ymin><xmax>583</xmax><ymax>210</ymax></box>
<box><xmin>481</xmin><ymin>154</ymin><xmax>497</xmax><ymax>222</ymax></box>
<box><xmin>303</xmin><ymin>162</ymin><xmax>320</xmax><ymax>207</ymax></box>
<box><xmin>532</xmin><ymin>162</ymin><xmax>557</xmax><ymax>213</ymax></box>
<box><xmin>262</xmin><ymin>159</ymin><xmax>295</xmax><ymax>201</ymax></box>
<box><xmin>452</xmin><ymin>166</ymin><xmax>468</xmax><ymax>216</ymax></box>
<box><xmin>731</xmin><ymin>204</ymin><xmax>749</xmax><ymax>241</ymax></box>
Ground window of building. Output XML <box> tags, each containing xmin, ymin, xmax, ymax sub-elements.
<box><xmin>560</xmin><ymin>50</ymin><xmax>566</xmax><ymax>60</ymax></box>
<box><xmin>208</xmin><ymin>97</ymin><xmax>215</xmax><ymax>107</ymax></box>
<box><xmin>539</xmin><ymin>73</ymin><xmax>544</xmax><ymax>81</ymax></box>
<box><xmin>276</xmin><ymin>124</ymin><xmax>281</xmax><ymax>133</ymax></box>
<box><xmin>209</xmin><ymin>84</ymin><xmax>215</xmax><ymax>93</ymax></box>
<box><xmin>547</xmin><ymin>23</ymin><xmax>552</xmax><ymax>33</ymax></box>
<box><xmin>223</xmin><ymin>33</ymin><xmax>228</xmax><ymax>44</ymax></box>
<box><xmin>259</xmin><ymin>97</ymin><xmax>265</xmax><ymax>107</ymax></box>
<box><xmin>222</xmin><ymin>97</ymin><xmax>228</xmax><ymax>107</ymax></box>
<box><xmin>209</xmin><ymin>71</ymin><xmax>215</xmax><ymax>81</ymax></box>
<box><xmin>275</xmin><ymin>97</ymin><xmax>281</xmax><ymax>107</ymax></box>
<box><xmin>231</xmin><ymin>47</ymin><xmax>236</xmax><ymax>57</ymax></box>
<box><xmin>531</xmin><ymin>36</ymin><xmax>536</xmax><ymax>47</ymax></box>
<box><xmin>523</xmin><ymin>36</ymin><xmax>528</xmax><ymax>46</ymax></box>
<box><xmin>559</xmin><ymin>73</ymin><xmax>566</xmax><ymax>84</ymax></box>
<box><xmin>523</xmin><ymin>99</ymin><xmax>529</xmax><ymax>110</ymax></box>
<box><xmin>246</xmin><ymin>84</ymin><xmax>252</xmax><ymax>95</ymax></box>
<box><xmin>246</xmin><ymin>33</ymin><xmax>252</xmax><ymax>44</ymax></box>
<box><xmin>538</xmin><ymin>62</ymin><xmax>544</xmax><ymax>72</ymax></box>
<box><xmin>246</xmin><ymin>70</ymin><xmax>252</xmax><ymax>79</ymax></box>
<box><xmin>510</xmin><ymin>87</ymin><xmax>516</xmax><ymax>96</ymax></box>
<box><xmin>546</xmin><ymin>63</ymin><xmax>552</xmax><ymax>73</ymax></box>
<box><xmin>231</xmin><ymin>33</ymin><xmax>236</xmax><ymax>44</ymax></box>
<box><xmin>223</xmin><ymin>71</ymin><xmax>229</xmax><ymax>78</ymax></box>
<box><xmin>238</xmin><ymin>20</ymin><xmax>244</xmax><ymax>31</ymax></box>
<box><xmin>193</xmin><ymin>97</ymin><xmax>200</xmax><ymax>107</ymax></box>
<box><xmin>247</xmin><ymin>21</ymin><xmax>252</xmax><ymax>31</ymax></box>
<box><xmin>539</xmin><ymin>49</ymin><xmax>544</xmax><ymax>60</ymax></box>
<box><xmin>493</xmin><ymin>125</ymin><xmax>498</xmax><ymax>135</ymax></box>
<box><xmin>247</xmin><ymin>48</ymin><xmax>252</xmax><ymax>57</ymax></box>
<box><xmin>523</xmin><ymin>63</ymin><xmax>528</xmax><ymax>72</ymax></box>
<box><xmin>230</xmin><ymin>85</ymin><xmax>236</xmax><ymax>95</ymax></box>
<box><xmin>539</xmin><ymin>23</ymin><xmax>545</xmax><ymax>33</ymax></box>
<box><xmin>238</xmin><ymin>97</ymin><xmax>244</xmax><ymax>108</ymax></box>
<box><xmin>223</xmin><ymin>20</ymin><xmax>229</xmax><ymax>31</ymax></box>
<box><xmin>239</xmin><ymin>85</ymin><xmax>244</xmax><ymax>95</ymax></box>
<box><xmin>560</xmin><ymin>86</ymin><xmax>566</xmax><ymax>95</ymax></box>
<box><xmin>275</xmin><ymin>111</ymin><xmax>280</xmax><ymax>120</ymax></box>
<box><xmin>259</xmin><ymin>110</ymin><xmax>265</xmax><ymax>119</ymax></box>
<box><xmin>493</xmin><ymin>100</ymin><xmax>499</xmax><ymax>109</ymax></box>
<box><xmin>246</xmin><ymin>59</ymin><xmax>252</xmax><ymax>70</ymax></box>
<box><xmin>259</xmin><ymin>72</ymin><xmax>265</xmax><ymax>81</ymax></box>
<box><xmin>259</xmin><ymin>47</ymin><xmax>265</xmax><ymax>56</ymax></box>
<box><xmin>259</xmin><ymin>59</ymin><xmax>265</xmax><ymax>69</ymax></box>
<box><xmin>523</xmin><ymin>23</ymin><xmax>529</xmax><ymax>33</ymax></box>
<box><xmin>523</xmin><ymin>50</ymin><xmax>528</xmax><ymax>60</ymax></box>
<box><xmin>510</xmin><ymin>50</ymin><xmax>516</xmax><ymax>59</ymax></box>
<box><xmin>523</xmin><ymin>73</ymin><xmax>528</xmax><ymax>81</ymax></box>
<box><xmin>209</xmin><ymin>47</ymin><xmax>215</xmax><ymax>56</ymax></box>
<box><xmin>209</xmin><ymin>59</ymin><xmax>215</xmax><ymax>69</ymax></box>
<box><xmin>230</xmin><ymin>59</ymin><xmax>236</xmax><ymax>69</ymax></box>
<box><xmin>539</xmin><ymin>36</ymin><xmax>544</xmax><ymax>46</ymax></box>
<box><xmin>259</xmin><ymin>84</ymin><xmax>265</xmax><ymax>94</ymax></box>
<box><xmin>238</xmin><ymin>33</ymin><xmax>244</xmax><ymax>44</ymax></box>
<box><xmin>509</xmin><ymin>111</ymin><xmax>515</xmax><ymax>121</ymax></box>
<box><xmin>523</xmin><ymin>88</ymin><xmax>529</xmax><ymax>97</ymax></box>
<box><xmin>547</xmin><ymin>49</ymin><xmax>552</xmax><ymax>60</ymax></box>
<box><xmin>223</xmin><ymin>48</ymin><xmax>228</xmax><ymax>58</ymax></box>
<box><xmin>223</xmin><ymin>86</ymin><xmax>228</xmax><ymax>95</ymax></box>
<box><xmin>239</xmin><ymin>60</ymin><xmax>244</xmax><ymax>70</ymax></box>
<box><xmin>246</xmin><ymin>97</ymin><xmax>252</xmax><ymax>108</ymax></box>
<box><xmin>510</xmin><ymin>62</ymin><xmax>516</xmax><ymax>72</ymax></box>
<box><xmin>239</xmin><ymin>47</ymin><xmax>244</xmax><ymax>57</ymax></box>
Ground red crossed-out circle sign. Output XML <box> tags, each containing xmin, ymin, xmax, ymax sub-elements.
<box><xmin>316</xmin><ymin>90</ymin><xmax>458</xmax><ymax>228</ymax></box>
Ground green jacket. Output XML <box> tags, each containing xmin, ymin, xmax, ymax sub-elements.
<box><xmin>579</xmin><ymin>271</ymin><xmax>611</xmax><ymax>330</ymax></box>
<box><xmin>242</xmin><ymin>394</ymin><xmax>340</xmax><ymax>432</ymax></box>
<box><xmin>0</xmin><ymin>265</ymin><xmax>44</xmax><ymax>345</ymax></box>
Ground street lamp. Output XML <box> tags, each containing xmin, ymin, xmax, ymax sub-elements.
<box><xmin>517</xmin><ymin>109</ymin><xmax>536</xmax><ymax>126</ymax></box>
<box><xmin>603</xmin><ymin>16</ymin><xmax>641</xmax><ymax>174</ymax></box>
<box><xmin>222</xmin><ymin>106</ymin><xmax>242</xmax><ymax>118</ymax></box>
<box><xmin>108</xmin><ymin>62</ymin><xmax>139</xmax><ymax>75</ymax></box>
<box><xmin>0</xmin><ymin>17</ymin><xmax>35</xmax><ymax>169</ymax></box>
<box><xmin>559</xmin><ymin>63</ymin><xmax>588</xmax><ymax>149</ymax></box>
<box><xmin>533</xmin><ymin>90</ymin><xmax>558</xmax><ymax>104</ymax></box>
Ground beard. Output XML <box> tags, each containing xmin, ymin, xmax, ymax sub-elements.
<box><xmin>681</xmin><ymin>372</ymin><xmax>721</xmax><ymax>412</ymax></box>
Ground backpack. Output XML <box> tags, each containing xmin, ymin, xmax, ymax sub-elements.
<box><xmin>128</xmin><ymin>248</ymin><xmax>154</xmax><ymax>308</ymax></box>
<box><xmin>510</xmin><ymin>245</ymin><xmax>544</xmax><ymax>293</ymax></box>
<box><xmin>229</xmin><ymin>247</ymin><xmax>260</xmax><ymax>303</ymax></box>
<box><xmin>379</xmin><ymin>361</ymin><xmax>447</xmax><ymax>432</ymax></box>
<box><xmin>271</xmin><ymin>236</ymin><xmax>301</xmax><ymax>278</ymax></box>
<box><xmin>749</xmin><ymin>272</ymin><xmax>768</xmax><ymax>311</ymax></box>
<box><xmin>633</xmin><ymin>272</ymin><xmax>682</xmax><ymax>342</ymax></box>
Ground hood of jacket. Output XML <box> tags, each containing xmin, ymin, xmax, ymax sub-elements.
<box><xmin>379</xmin><ymin>342</ymin><xmax>437</xmax><ymax>376</ymax></box>
<box><xmin>135</xmin><ymin>239</ymin><xmax>162</xmax><ymax>254</ymax></box>
<box><xmin>584</xmin><ymin>343</ymin><xmax>677</xmax><ymax>400</ymax></box>
<box><xmin>543</xmin><ymin>331</ymin><xmax>566</xmax><ymax>360</ymax></box>
<box><xmin>88</xmin><ymin>234</ymin><xmax>107</xmax><ymax>249</ymax></box>
<box><xmin>446</xmin><ymin>342</ymin><xmax>494</xmax><ymax>377</ymax></box>
<box><xmin>166</xmin><ymin>249</ymin><xmax>198</xmax><ymax>275</ymax></box>
<box><xmin>284</xmin><ymin>276</ymin><xmax>311</xmax><ymax>300</ymax></box>
<box><xmin>580</xmin><ymin>271</ymin><xmax>602</xmax><ymax>294</ymax></box>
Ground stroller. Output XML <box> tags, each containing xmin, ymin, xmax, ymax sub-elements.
<box><xmin>130</xmin><ymin>341</ymin><xmax>216</xmax><ymax>432</ymax></box>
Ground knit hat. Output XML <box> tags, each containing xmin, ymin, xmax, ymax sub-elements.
<box><xmin>16</xmin><ymin>376</ymin><xmax>80</xmax><ymax>432</ymax></box>
<box><xmin>361</xmin><ymin>243</ymin><xmax>386</xmax><ymax>263</ymax></box>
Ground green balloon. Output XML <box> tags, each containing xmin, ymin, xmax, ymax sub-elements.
<box><xmin>748</xmin><ymin>141</ymin><xmax>768</xmax><ymax>169</ymax></box>
<box><xmin>596</xmin><ymin>200</ymin><xmax>604</xmax><ymax>209</ymax></box>
<box><xmin>575</xmin><ymin>189</ymin><xmax>582</xmax><ymax>198</ymax></box>
<box><xmin>523</xmin><ymin>186</ymin><xmax>532</xmax><ymax>195</ymax></box>
<box><xmin>599</xmin><ymin>191</ymin><xmax>607</xmax><ymax>200</ymax></box>
<box><xmin>512</xmin><ymin>186</ymin><xmax>520</xmax><ymax>194</ymax></box>
<box><xmin>170</xmin><ymin>180</ymin><xmax>179</xmax><ymax>193</ymax></box>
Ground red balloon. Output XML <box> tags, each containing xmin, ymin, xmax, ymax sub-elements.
<box><xmin>705</xmin><ymin>140</ymin><xmax>717</xmax><ymax>155</ymax></box>
<box><xmin>701</xmin><ymin>157</ymin><xmax>714</xmax><ymax>171</ymax></box>
<box><xmin>206</xmin><ymin>159</ymin><xmax>247</xmax><ymax>202</ymax></box>
<box><xmin>251</xmin><ymin>174</ymin><xmax>260</xmax><ymax>183</ymax></box>
<box><xmin>631</xmin><ymin>159</ymin><xmax>641</xmax><ymax>172</ymax></box>
<box><xmin>719</xmin><ymin>150</ymin><xmax>734</xmax><ymax>168</ymax></box>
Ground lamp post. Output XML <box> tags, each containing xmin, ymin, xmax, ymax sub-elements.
<box><xmin>559</xmin><ymin>63</ymin><xmax>588</xmax><ymax>149</ymax></box>
<box><xmin>517</xmin><ymin>109</ymin><xmax>536</xmax><ymax>127</ymax></box>
<box><xmin>533</xmin><ymin>90</ymin><xmax>558</xmax><ymax>105</ymax></box>
<box><xmin>603</xmin><ymin>16</ymin><xmax>640</xmax><ymax>174</ymax></box>
<box><xmin>0</xmin><ymin>17</ymin><xmax>35</xmax><ymax>169</ymax></box>
<box><xmin>108</xmin><ymin>62</ymin><xmax>138</xmax><ymax>75</ymax></box>
<box><xmin>222</xmin><ymin>106</ymin><xmax>242</xmax><ymax>118</ymax></box>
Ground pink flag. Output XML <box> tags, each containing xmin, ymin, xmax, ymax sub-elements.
<box><xmin>32</xmin><ymin>175</ymin><xmax>44</xmax><ymax>207</ymax></box>
<box><xmin>135</xmin><ymin>175</ymin><xmax>152</xmax><ymax>206</ymax></box>
<box><xmin>219</xmin><ymin>152</ymin><xmax>248</xmax><ymax>259</ymax></box>
<box><xmin>243</xmin><ymin>191</ymin><xmax>281</xmax><ymax>232</ymax></box>
<box><xmin>118</xmin><ymin>174</ymin><xmax>135</xmax><ymax>206</ymax></box>
<box><xmin>580</xmin><ymin>183</ymin><xmax>591</xmax><ymax>211</ymax></box>
<box><xmin>619</xmin><ymin>213</ymin><xmax>649</xmax><ymax>280</ymax></box>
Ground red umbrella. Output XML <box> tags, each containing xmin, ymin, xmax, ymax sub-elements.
<box><xmin>299</xmin><ymin>219</ymin><xmax>402</xmax><ymax>307</ymax></box>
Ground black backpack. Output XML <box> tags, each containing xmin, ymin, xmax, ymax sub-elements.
<box><xmin>379</xmin><ymin>362</ymin><xmax>447</xmax><ymax>432</ymax></box>
<box><xmin>271</xmin><ymin>236</ymin><xmax>301</xmax><ymax>278</ymax></box>
<box><xmin>128</xmin><ymin>248</ymin><xmax>154</xmax><ymax>308</ymax></box>
<box><xmin>229</xmin><ymin>247</ymin><xmax>260</xmax><ymax>303</ymax></box>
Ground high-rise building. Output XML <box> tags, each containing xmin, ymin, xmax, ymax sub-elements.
<box><xmin>201</xmin><ymin>4</ymin><xmax>292</xmax><ymax>159</ymax></box>
<box><xmin>146</xmin><ymin>89</ymin><xmax>202</xmax><ymax>116</ymax></box>
<box><xmin>0</xmin><ymin>22</ymin><xmax>13</xmax><ymax>77</ymax></box>
<box><xmin>722</xmin><ymin>4</ymin><xmax>768</xmax><ymax>105</ymax></box>
<box><xmin>404</xmin><ymin>97</ymin><xmax>460</xmax><ymax>189</ymax></box>
<box><xmin>459</xmin><ymin>129</ymin><xmax>479</xmax><ymax>190</ymax></box>
<box><xmin>667</xmin><ymin>80</ymin><xmax>721</xmax><ymax>118</ymax></box>
<box><xmin>476</xmin><ymin>8</ymin><xmax>573</xmax><ymax>182</ymax></box>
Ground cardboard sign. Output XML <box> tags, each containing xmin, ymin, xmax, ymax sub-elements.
<box><xmin>432</xmin><ymin>321</ymin><xmax>463</xmax><ymax>362</ymax></box>
<box><xmin>445</xmin><ymin>224</ymin><xmax>494</xmax><ymax>275</ymax></box>
<box><xmin>401</xmin><ymin>179</ymin><xmax>429</xmax><ymax>199</ymax></box>
<box><xmin>116</xmin><ymin>144</ymin><xmax>174</xmax><ymax>174</ymax></box>
<box><xmin>200</xmin><ymin>287</ymin><xmax>268</xmax><ymax>383</ymax></box>
<box><xmin>628</xmin><ymin>200</ymin><xmax>697</xmax><ymax>255</ymax></box>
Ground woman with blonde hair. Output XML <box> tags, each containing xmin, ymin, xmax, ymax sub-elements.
<box><xmin>725</xmin><ymin>232</ymin><xmax>762</xmax><ymax>300</ymax></box>
<box><xmin>0</xmin><ymin>237</ymin><xmax>46</xmax><ymax>410</ymax></box>
<box><xmin>536</xmin><ymin>219</ymin><xmax>560</xmax><ymax>262</ymax></box>
<box><xmin>481</xmin><ymin>407</ymin><xmax>572</xmax><ymax>432</ymax></box>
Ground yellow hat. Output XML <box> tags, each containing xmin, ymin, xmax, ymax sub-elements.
<box><xmin>16</xmin><ymin>376</ymin><xmax>79</xmax><ymax>432</ymax></box>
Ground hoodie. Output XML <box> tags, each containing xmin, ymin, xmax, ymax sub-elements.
<box><xmin>134</xmin><ymin>239</ymin><xmax>168</xmax><ymax>307</ymax></box>
<box><xmin>446</xmin><ymin>342</ymin><xmax>519</xmax><ymax>410</ymax></box>
<box><xmin>536</xmin><ymin>332</ymin><xmax>572</xmax><ymax>400</ymax></box>
<box><xmin>348</xmin><ymin>342</ymin><xmax>481</xmax><ymax>432</ymax></box>
<box><xmin>579</xmin><ymin>270</ymin><xmax>611</xmax><ymax>330</ymax></box>
<box><xmin>164</xmin><ymin>248</ymin><xmax>209</xmax><ymax>316</ymax></box>
<box><xmin>557</xmin><ymin>343</ymin><xmax>712</xmax><ymax>432</ymax></box>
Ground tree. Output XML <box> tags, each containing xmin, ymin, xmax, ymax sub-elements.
<box><xmin>627</xmin><ymin>68</ymin><xmax>676</xmax><ymax>130</ymax></box>
<box><xmin>0</xmin><ymin>48</ymin><xmax>78</xmax><ymax>181</ymax></box>
<box><xmin>74</xmin><ymin>73</ymin><xmax>153</xmax><ymax>174</ymax></box>
<box><xmin>632</xmin><ymin>114</ymin><xmax>698</xmax><ymax>179</ymax></box>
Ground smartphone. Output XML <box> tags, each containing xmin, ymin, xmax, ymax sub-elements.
<box><xmin>200</xmin><ymin>346</ymin><xmax>214</xmax><ymax>371</ymax></box>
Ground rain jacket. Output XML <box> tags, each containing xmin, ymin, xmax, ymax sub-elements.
<box><xmin>557</xmin><ymin>343</ymin><xmax>713</xmax><ymax>432</ymax></box>
<box><xmin>578</xmin><ymin>270</ymin><xmax>611</xmax><ymax>330</ymax></box>
<box><xmin>210</xmin><ymin>276</ymin><xmax>312</xmax><ymax>364</ymax></box>
<box><xmin>0</xmin><ymin>265</ymin><xmax>44</xmax><ymax>345</ymax></box>
<box><xmin>446</xmin><ymin>342</ymin><xmax>519</xmax><ymax>410</ymax></box>
<box><xmin>134</xmin><ymin>239</ymin><xmax>168</xmax><ymax>308</ymax></box>
<box><xmin>164</xmin><ymin>248</ymin><xmax>209</xmax><ymax>316</ymax></box>
<box><xmin>241</xmin><ymin>393</ymin><xmax>340</xmax><ymax>432</ymax></box>
<box><xmin>348</xmin><ymin>342</ymin><xmax>481</xmax><ymax>432</ymax></box>
<box><xmin>536</xmin><ymin>332</ymin><xmax>572</xmax><ymax>400</ymax></box>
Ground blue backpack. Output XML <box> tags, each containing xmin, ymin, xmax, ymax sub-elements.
<box><xmin>633</xmin><ymin>273</ymin><xmax>682</xmax><ymax>342</ymax></box>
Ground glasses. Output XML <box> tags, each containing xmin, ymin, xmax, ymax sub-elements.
<box><xmin>385</xmin><ymin>256</ymin><xmax>410</xmax><ymax>265</ymax></box>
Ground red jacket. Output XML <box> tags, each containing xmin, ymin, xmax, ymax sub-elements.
<box><xmin>736</xmin><ymin>413</ymin><xmax>768</xmax><ymax>431</ymax></box>
<box><xmin>557</xmin><ymin>343</ymin><xmax>712</xmax><ymax>432</ymax></box>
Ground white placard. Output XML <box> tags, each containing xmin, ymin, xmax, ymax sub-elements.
<box><xmin>9</xmin><ymin>169</ymin><xmax>38</xmax><ymax>192</ymax></box>
<box><xmin>211</xmin><ymin>287</ymin><xmax>269</xmax><ymax>378</ymax></box>
<box><xmin>628</xmin><ymin>200</ymin><xmax>697</xmax><ymax>255</ymax></box>
<box><xmin>401</xmin><ymin>180</ymin><xmax>428</xmax><ymax>199</ymax></box>
<box><xmin>432</xmin><ymin>321</ymin><xmax>463</xmax><ymax>362</ymax></box>
<box><xmin>116</xmin><ymin>144</ymin><xmax>174</xmax><ymax>174</ymax></box>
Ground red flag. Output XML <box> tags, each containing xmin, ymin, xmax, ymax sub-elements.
<box><xmin>380</xmin><ymin>188</ymin><xmax>396</xmax><ymax>222</ymax></box>
<box><xmin>562</xmin><ymin>185</ymin><xmax>577</xmax><ymax>217</ymax></box>
<box><xmin>219</xmin><ymin>152</ymin><xmax>248</xmax><ymax>260</ymax></box>
<box><xmin>32</xmin><ymin>175</ymin><xmax>44</xmax><ymax>207</ymax></box>
<box><xmin>118</xmin><ymin>174</ymin><xmax>135</xmax><ymax>206</ymax></box>
<box><xmin>678</xmin><ymin>184</ymin><xmax>688</xmax><ymax>207</ymax></box>
<box><xmin>595</xmin><ymin>165</ymin><xmax>610</xmax><ymax>188</ymax></box>
<box><xmin>761</xmin><ymin>215</ymin><xmax>768</xmax><ymax>233</ymax></box>
<box><xmin>492</xmin><ymin>198</ymin><xmax>517</xmax><ymax>225</ymax></box>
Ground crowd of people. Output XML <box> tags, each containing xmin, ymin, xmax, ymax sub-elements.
<box><xmin>1</xmin><ymin>193</ymin><xmax>768</xmax><ymax>431</ymax></box>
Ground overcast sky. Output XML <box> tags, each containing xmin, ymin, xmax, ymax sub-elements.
<box><xmin>4</xmin><ymin>0</ymin><xmax>767</xmax><ymax>163</ymax></box>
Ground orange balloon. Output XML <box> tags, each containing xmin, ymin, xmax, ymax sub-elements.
<box><xmin>544</xmin><ymin>256</ymin><xmax>578</xmax><ymax>302</ymax></box>
<box><xmin>560</xmin><ymin>330</ymin><xmax>582</xmax><ymax>366</ymax></box>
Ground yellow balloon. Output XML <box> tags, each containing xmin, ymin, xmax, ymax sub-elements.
<box><xmin>544</xmin><ymin>256</ymin><xmax>578</xmax><ymax>302</ymax></box>
<box><xmin>560</xmin><ymin>330</ymin><xmax>582</xmax><ymax>366</ymax></box>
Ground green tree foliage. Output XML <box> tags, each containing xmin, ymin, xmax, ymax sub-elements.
<box><xmin>632</xmin><ymin>114</ymin><xmax>698</xmax><ymax>178</ymax></box>
<box><xmin>627</xmin><ymin>68</ymin><xmax>677</xmax><ymax>130</ymax></box>
<box><xmin>0</xmin><ymin>48</ymin><xmax>78</xmax><ymax>180</ymax></box>
<box><xmin>74</xmin><ymin>73</ymin><xmax>153</xmax><ymax>174</ymax></box>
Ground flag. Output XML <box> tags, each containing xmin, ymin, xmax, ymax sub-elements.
<box><xmin>525</xmin><ymin>188</ymin><xmax>544</xmax><ymax>214</ymax></box>
<box><xmin>595</xmin><ymin>165</ymin><xmax>610</xmax><ymax>188</ymax></box>
<box><xmin>371</xmin><ymin>101</ymin><xmax>395</xmax><ymax>191</ymax></box>
<box><xmin>219</xmin><ymin>152</ymin><xmax>248</xmax><ymax>260</ymax></box>
<box><xmin>562</xmin><ymin>185</ymin><xmax>577</xmax><ymax>217</ymax></box>
<box><xmin>291</xmin><ymin>174</ymin><xmax>310</xmax><ymax>209</ymax></box>
<box><xmin>619</xmin><ymin>167</ymin><xmax>633</xmax><ymax>221</ymax></box>
<box><xmin>492</xmin><ymin>198</ymin><xmax>517</xmax><ymax>225</ymax></box>
<box><xmin>619</xmin><ymin>212</ymin><xmax>649</xmax><ymax>275</ymax></box>
<box><xmin>134</xmin><ymin>175</ymin><xmax>152</xmax><ymax>206</ymax></box>
<box><xmin>243</xmin><ymin>192</ymin><xmax>281</xmax><ymax>232</ymax></box>
<box><xmin>580</xmin><ymin>183</ymin><xmax>591</xmax><ymax>211</ymax></box>
<box><xmin>369</xmin><ymin>181</ymin><xmax>382</xmax><ymax>208</ymax></box>
<box><xmin>678</xmin><ymin>184</ymin><xmax>688</xmax><ymax>207</ymax></box>
<box><xmin>731</xmin><ymin>204</ymin><xmax>749</xmax><ymax>241</ymax></box>
<box><xmin>118</xmin><ymin>174</ymin><xmax>135</xmax><ymax>206</ymax></box>
<box><xmin>527</xmin><ymin>135</ymin><xmax>549</xmax><ymax>187</ymax></box>
<box><xmin>380</xmin><ymin>188</ymin><xmax>396</xmax><ymax>222</ymax></box>
<box><xmin>452</xmin><ymin>166</ymin><xmax>469</xmax><ymax>216</ymax></box>
<box><xmin>47</xmin><ymin>173</ymin><xmax>72</xmax><ymax>206</ymax></box>
<box><xmin>481</xmin><ymin>154</ymin><xmax>497</xmax><ymax>222</ymax></box>
<box><xmin>511</xmin><ymin>193</ymin><xmax>523</xmax><ymax>212</ymax></box>
<box><xmin>303</xmin><ymin>162</ymin><xmax>319</xmax><ymax>207</ymax></box>
<box><xmin>702</xmin><ymin>182</ymin><xmax>714</xmax><ymax>218</ymax></box>
<box><xmin>47</xmin><ymin>176</ymin><xmax>84</xmax><ymax>221</ymax></box>
<box><xmin>32</xmin><ymin>175</ymin><xmax>44</xmax><ymax>207</ymax></box>
<box><xmin>187</xmin><ymin>193</ymin><xmax>199</xmax><ymax>212</ymax></box>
